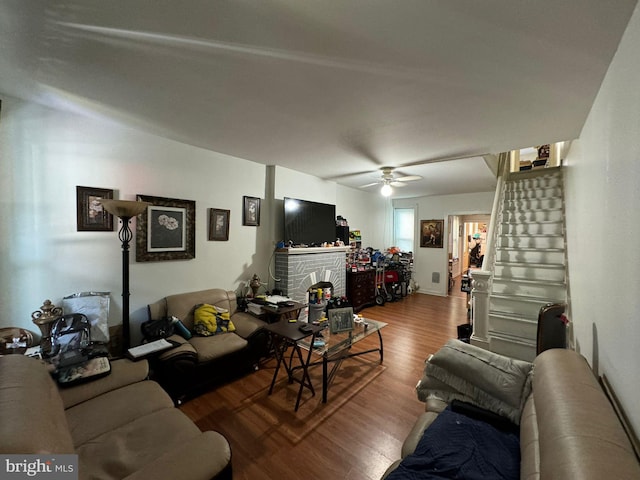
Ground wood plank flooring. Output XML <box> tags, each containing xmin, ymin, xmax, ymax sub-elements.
<box><xmin>179</xmin><ymin>286</ymin><xmax>469</xmax><ymax>480</ymax></box>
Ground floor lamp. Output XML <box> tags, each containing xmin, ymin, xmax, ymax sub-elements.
<box><xmin>100</xmin><ymin>199</ymin><xmax>151</xmax><ymax>352</ymax></box>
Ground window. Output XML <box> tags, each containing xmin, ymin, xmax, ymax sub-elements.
<box><xmin>394</xmin><ymin>208</ymin><xmax>415</xmax><ymax>252</ymax></box>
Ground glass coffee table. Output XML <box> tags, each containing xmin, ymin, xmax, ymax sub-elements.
<box><xmin>298</xmin><ymin>318</ymin><xmax>387</xmax><ymax>405</ymax></box>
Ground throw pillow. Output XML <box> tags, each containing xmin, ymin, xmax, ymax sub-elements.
<box><xmin>193</xmin><ymin>304</ymin><xmax>236</xmax><ymax>336</ymax></box>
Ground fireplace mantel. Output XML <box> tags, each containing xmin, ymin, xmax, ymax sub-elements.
<box><xmin>276</xmin><ymin>246</ymin><xmax>351</xmax><ymax>255</ymax></box>
<box><xmin>274</xmin><ymin>249</ymin><xmax>347</xmax><ymax>304</ymax></box>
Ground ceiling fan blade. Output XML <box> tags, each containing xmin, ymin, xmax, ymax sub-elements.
<box><xmin>359</xmin><ymin>182</ymin><xmax>380</xmax><ymax>188</ymax></box>
<box><xmin>395</xmin><ymin>175</ymin><xmax>422</xmax><ymax>182</ymax></box>
<box><xmin>389</xmin><ymin>181</ymin><xmax>408</xmax><ymax>187</ymax></box>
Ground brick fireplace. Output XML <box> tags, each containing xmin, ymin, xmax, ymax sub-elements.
<box><xmin>274</xmin><ymin>247</ymin><xmax>348</xmax><ymax>304</ymax></box>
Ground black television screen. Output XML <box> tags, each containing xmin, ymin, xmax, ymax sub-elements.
<box><xmin>284</xmin><ymin>197</ymin><xmax>336</xmax><ymax>246</ymax></box>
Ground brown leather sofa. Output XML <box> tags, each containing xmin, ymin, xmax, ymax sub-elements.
<box><xmin>0</xmin><ymin>355</ymin><xmax>232</xmax><ymax>480</ymax></box>
<box><xmin>147</xmin><ymin>288</ymin><xmax>269</xmax><ymax>402</ymax></box>
<box><xmin>383</xmin><ymin>342</ymin><xmax>640</xmax><ymax>479</ymax></box>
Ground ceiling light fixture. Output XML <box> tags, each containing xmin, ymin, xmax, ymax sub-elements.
<box><xmin>381</xmin><ymin>183</ymin><xmax>393</xmax><ymax>197</ymax></box>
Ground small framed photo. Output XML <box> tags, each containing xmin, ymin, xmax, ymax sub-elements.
<box><xmin>208</xmin><ymin>208</ymin><xmax>230</xmax><ymax>241</ymax></box>
<box><xmin>76</xmin><ymin>186</ymin><xmax>114</xmax><ymax>231</ymax></box>
<box><xmin>328</xmin><ymin>307</ymin><xmax>355</xmax><ymax>334</ymax></box>
<box><xmin>136</xmin><ymin>195</ymin><xmax>195</xmax><ymax>262</ymax></box>
<box><xmin>243</xmin><ymin>196</ymin><xmax>261</xmax><ymax>226</ymax></box>
<box><xmin>420</xmin><ymin>219</ymin><xmax>444</xmax><ymax>248</ymax></box>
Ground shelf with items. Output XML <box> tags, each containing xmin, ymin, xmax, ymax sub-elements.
<box><xmin>349</xmin><ymin>229</ymin><xmax>362</xmax><ymax>249</ymax></box>
<box><xmin>346</xmin><ymin>247</ymin><xmax>372</xmax><ymax>272</ymax></box>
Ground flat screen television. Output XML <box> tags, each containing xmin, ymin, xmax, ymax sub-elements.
<box><xmin>284</xmin><ymin>197</ymin><xmax>336</xmax><ymax>246</ymax></box>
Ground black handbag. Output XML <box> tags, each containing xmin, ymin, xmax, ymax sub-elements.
<box><xmin>141</xmin><ymin>317</ymin><xmax>175</xmax><ymax>341</ymax></box>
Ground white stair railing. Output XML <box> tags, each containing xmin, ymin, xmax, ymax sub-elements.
<box><xmin>471</xmin><ymin>152</ymin><xmax>510</xmax><ymax>349</ymax></box>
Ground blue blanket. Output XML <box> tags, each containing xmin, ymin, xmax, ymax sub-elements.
<box><xmin>386</xmin><ymin>407</ymin><xmax>520</xmax><ymax>480</ymax></box>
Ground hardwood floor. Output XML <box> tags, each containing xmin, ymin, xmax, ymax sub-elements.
<box><xmin>179</xmin><ymin>286</ymin><xmax>469</xmax><ymax>480</ymax></box>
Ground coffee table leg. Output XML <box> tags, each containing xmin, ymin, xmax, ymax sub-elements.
<box><xmin>322</xmin><ymin>355</ymin><xmax>328</xmax><ymax>403</ymax></box>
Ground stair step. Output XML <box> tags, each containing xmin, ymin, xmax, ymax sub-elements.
<box><xmin>500</xmin><ymin>221</ymin><xmax>564</xmax><ymax>236</ymax></box>
<box><xmin>492</xmin><ymin>277</ymin><xmax>566</xmax><ymax>297</ymax></box>
<box><xmin>502</xmin><ymin>209</ymin><xmax>563</xmax><ymax>223</ymax></box>
<box><xmin>498</xmin><ymin>234</ymin><xmax>564</xmax><ymax>249</ymax></box>
<box><xmin>489</xmin><ymin>311</ymin><xmax>538</xmax><ymax>342</ymax></box>
<box><xmin>504</xmin><ymin>198</ymin><xmax>563</xmax><ymax>211</ymax></box>
<box><xmin>504</xmin><ymin>186</ymin><xmax>562</xmax><ymax>200</ymax></box>
<box><xmin>495</xmin><ymin>247</ymin><xmax>564</xmax><ymax>264</ymax></box>
<box><xmin>490</xmin><ymin>293</ymin><xmax>566</xmax><ymax>317</ymax></box>
<box><xmin>489</xmin><ymin>333</ymin><xmax>536</xmax><ymax>362</ymax></box>
<box><xmin>494</xmin><ymin>262</ymin><xmax>566</xmax><ymax>282</ymax></box>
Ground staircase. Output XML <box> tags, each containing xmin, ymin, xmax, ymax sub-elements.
<box><xmin>486</xmin><ymin>167</ymin><xmax>568</xmax><ymax>361</ymax></box>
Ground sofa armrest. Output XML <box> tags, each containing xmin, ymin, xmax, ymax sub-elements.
<box><xmin>59</xmin><ymin>358</ymin><xmax>149</xmax><ymax>409</ymax></box>
<box><xmin>123</xmin><ymin>431</ymin><xmax>231</xmax><ymax>480</ymax></box>
<box><xmin>157</xmin><ymin>335</ymin><xmax>198</xmax><ymax>362</ymax></box>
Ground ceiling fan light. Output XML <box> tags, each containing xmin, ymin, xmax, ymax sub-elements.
<box><xmin>381</xmin><ymin>184</ymin><xmax>393</xmax><ymax>196</ymax></box>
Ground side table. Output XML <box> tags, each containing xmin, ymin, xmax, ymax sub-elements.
<box><xmin>264</xmin><ymin>320</ymin><xmax>323</xmax><ymax>411</ymax></box>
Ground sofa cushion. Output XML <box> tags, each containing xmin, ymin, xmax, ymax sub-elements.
<box><xmin>0</xmin><ymin>355</ymin><xmax>75</xmax><ymax>454</ymax></box>
<box><xmin>416</xmin><ymin>339</ymin><xmax>533</xmax><ymax>424</ymax></box>
<box><xmin>189</xmin><ymin>333</ymin><xmax>248</xmax><ymax>363</ymax></box>
<box><xmin>75</xmin><ymin>407</ymin><xmax>213</xmax><ymax>479</ymax></box>
<box><xmin>231</xmin><ymin>311</ymin><xmax>267</xmax><ymax>340</ymax></box>
<box><xmin>66</xmin><ymin>380</ymin><xmax>174</xmax><ymax>446</ymax></box>
<box><xmin>194</xmin><ymin>304</ymin><xmax>236</xmax><ymax>336</ymax></box>
<box><xmin>59</xmin><ymin>358</ymin><xmax>150</xmax><ymax>409</ymax></box>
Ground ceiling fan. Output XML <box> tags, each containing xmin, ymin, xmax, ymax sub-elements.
<box><xmin>360</xmin><ymin>167</ymin><xmax>422</xmax><ymax>196</ymax></box>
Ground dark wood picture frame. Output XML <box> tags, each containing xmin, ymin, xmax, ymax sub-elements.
<box><xmin>76</xmin><ymin>186</ymin><xmax>114</xmax><ymax>232</ymax></box>
<box><xmin>243</xmin><ymin>196</ymin><xmax>261</xmax><ymax>226</ymax></box>
<box><xmin>420</xmin><ymin>219</ymin><xmax>444</xmax><ymax>248</ymax></box>
<box><xmin>135</xmin><ymin>194</ymin><xmax>196</xmax><ymax>262</ymax></box>
<box><xmin>328</xmin><ymin>307</ymin><xmax>355</xmax><ymax>334</ymax></box>
<box><xmin>208</xmin><ymin>208</ymin><xmax>230</xmax><ymax>241</ymax></box>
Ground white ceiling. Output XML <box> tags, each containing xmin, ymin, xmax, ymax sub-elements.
<box><xmin>1</xmin><ymin>0</ymin><xmax>637</xmax><ymax>198</ymax></box>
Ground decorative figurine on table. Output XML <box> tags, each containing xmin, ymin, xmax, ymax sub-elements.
<box><xmin>249</xmin><ymin>274</ymin><xmax>262</xmax><ymax>297</ymax></box>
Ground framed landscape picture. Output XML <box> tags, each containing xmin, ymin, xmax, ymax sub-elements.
<box><xmin>420</xmin><ymin>219</ymin><xmax>444</xmax><ymax>248</ymax></box>
<box><xmin>208</xmin><ymin>208</ymin><xmax>230</xmax><ymax>241</ymax></box>
<box><xmin>76</xmin><ymin>186</ymin><xmax>114</xmax><ymax>231</ymax></box>
<box><xmin>136</xmin><ymin>195</ymin><xmax>195</xmax><ymax>261</ymax></box>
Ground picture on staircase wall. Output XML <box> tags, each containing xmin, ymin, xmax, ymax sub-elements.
<box><xmin>420</xmin><ymin>219</ymin><xmax>444</xmax><ymax>248</ymax></box>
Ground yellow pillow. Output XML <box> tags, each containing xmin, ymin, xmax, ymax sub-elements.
<box><xmin>193</xmin><ymin>304</ymin><xmax>236</xmax><ymax>336</ymax></box>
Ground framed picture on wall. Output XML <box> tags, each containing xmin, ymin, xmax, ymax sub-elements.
<box><xmin>135</xmin><ymin>194</ymin><xmax>195</xmax><ymax>261</ymax></box>
<box><xmin>76</xmin><ymin>186</ymin><xmax>114</xmax><ymax>232</ymax></box>
<box><xmin>208</xmin><ymin>208</ymin><xmax>230</xmax><ymax>241</ymax></box>
<box><xmin>420</xmin><ymin>219</ymin><xmax>444</xmax><ymax>248</ymax></box>
<box><xmin>243</xmin><ymin>196</ymin><xmax>261</xmax><ymax>226</ymax></box>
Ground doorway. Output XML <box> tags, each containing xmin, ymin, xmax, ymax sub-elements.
<box><xmin>447</xmin><ymin>214</ymin><xmax>490</xmax><ymax>295</ymax></box>
<box><xmin>461</xmin><ymin>216</ymin><xmax>490</xmax><ymax>272</ymax></box>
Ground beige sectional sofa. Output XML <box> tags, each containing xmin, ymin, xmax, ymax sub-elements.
<box><xmin>0</xmin><ymin>354</ymin><xmax>232</xmax><ymax>480</ymax></box>
<box><xmin>147</xmin><ymin>288</ymin><xmax>269</xmax><ymax>402</ymax></box>
<box><xmin>383</xmin><ymin>341</ymin><xmax>640</xmax><ymax>479</ymax></box>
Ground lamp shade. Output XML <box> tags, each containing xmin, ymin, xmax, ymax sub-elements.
<box><xmin>100</xmin><ymin>199</ymin><xmax>151</xmax><ymax>218</ymax></box>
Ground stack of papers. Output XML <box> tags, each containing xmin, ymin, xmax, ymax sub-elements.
<box><xmin>265</xmin><ymin>295</ymin><xmax>291</xmax><ymax>304</ymax></box>
<box><xmin>127</xmin><ymin>338</ymin><xmax>174</xmax><ymax>359</ymax></box>
<box><xmin>247</xmin><ymin>303</ymin><xmax>263</xmax><ymax>315</ymax></box>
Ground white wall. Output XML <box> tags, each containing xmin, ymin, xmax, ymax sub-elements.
<box><xmin>0</xmin><ymin>96</ymin><xmax>388</xmax><ymax>346</ymax></box>
<box><xmin>563</xmin><ymin>2</ymin><xmax>640</xmax><ymax>436</ymax></box>
<box><xmin>394</xmin><ymin>192</ymin><xmax>494</xmax><ymax>296</ymax></box>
